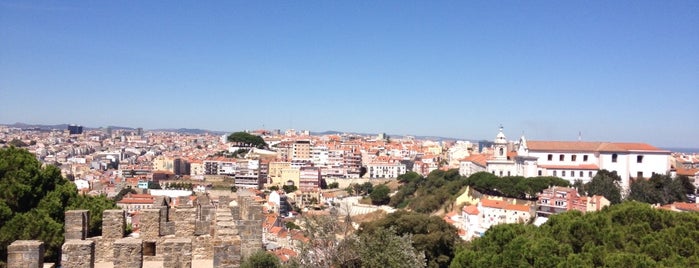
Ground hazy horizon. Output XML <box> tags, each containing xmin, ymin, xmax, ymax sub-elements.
<box><xmin>2</xmin><ymin>1</ymin><xmax>697</xmax><ymax>147</ymax></box>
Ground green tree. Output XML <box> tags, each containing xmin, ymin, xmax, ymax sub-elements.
<box><xmin>114</xmin><ymin>187</ymin><xmax>138</xmax><ymax>202</ymax></box>
<box><xmin>327</xmin><ymin>182</ymin><xmax>339</xmax><ymax>189</ymax></box>
<box><xmin>370</xmin><ymin>184</ymin><xmax>391</xmax><ymax>205</ymax></box>
<box><xmin>282</xmin><ymin>185</ymin><xmax>297</xmax><ymax>194</ymax></box>
<box><xmin>337</xmin><ymin>227</ymin><xmax>426</xmax><ymax>268</ymax></box>
<box><xmin>0</xmin><ymin>147</ymin><xmax>117</xmax><ymax>265</ymax></box>
<box><xmin>241</xmin><ymin>250</ymin><xmax>281</xmax><ymax>268</ymax></box>
<box><xmin>7</xmin><ymin>139</ymin><xmax>28</xmax><ymax>147</ymax></box>
<box><xmin>628</xmin><ymin>173</ymin><xmax>687</xmax><ymax>205</ymax></box>
<box><xmin>227</xmin><ymin>132</ymin><xmax>268</xmax><ymax>149</ymax></box>
<box><xmin>677</xmin><ymin>175</ymin><xmax>696</xmax><ymax>195</ymax></box>
<box><xmin>585</xmin><ymin>169</ymin><xmax>622</xmax><ymax>204</ymax></box>
<box><xmin>360</xmin><ymin>210</ymin><xmax>461</xmax><ymax>268</ymax></box>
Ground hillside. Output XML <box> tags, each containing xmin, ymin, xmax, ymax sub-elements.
<box><xmin>450</xmin><ymin>202</ymin><xmax>699</xmax><ymax>267</ymax></box>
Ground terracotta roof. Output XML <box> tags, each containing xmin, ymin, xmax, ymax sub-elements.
<box><xmin>674</xmin><ymin>202</ymin><xmax>699</xmax><ymax>212</ymax></box>
<box><xmin>676</xmin><ymin>168</ymin><xmax>699</xmax><ymax>176</ymax></box>
<box><xmin>462</xmin><ymin>205</ymin><xmax>479</xmax><ymax>215</ymax></box>
<box><xmin>480</xmin><ymin>198</ymin><xmax>507</xmax><ymax>209</ymax></box>
<box><xmin>505</xmin><ymin>204</ymin><xmax>531</xmax><ymax>212</ymax></box>
<box><xmin>528</xmin><ymin>141</ymin><xmax>668</xmax><ymax>153</ymax></box>
<box><xmin>462</xmin><ymin>154</ymin><xmax>489</xmax><ymax>167</ymax></box>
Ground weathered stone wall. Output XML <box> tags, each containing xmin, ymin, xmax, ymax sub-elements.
<box><xmin>61</xmin><ymin>240</ymin><xmax>94</xmax><ymax>268</ymax></box>
<box><xmin>213</xmin><ymin>238</ymin><xmax>242</xmax><ymax>268</ymax></box>
<box><xmin>192</xmin><ymin>235</ymin><xmax>214</xmax><ymax>260</ymax></box>
<box><xmin>92</xmin><ymin>209</ymin><xmax>126</xmax><ymax>263</ymax></box>
<box><xmin>195</xmin><ymin>205</ymin><xmax>215</xmax><ymax>236</ymax></box>
<box><xmin>64</xmin><ymin>210</ymin><xmax>89</xmax><ymax>240</ymax></box>
<box><xmin>237</xmin><ymin>197</ymin><xmax>264</xmax><ymax>259</ymax></box>
<box><xmin>161</xmin><ymin>238</ymin><xmax>193</xmax><ymax>268</ymax></box>
<box><xmin>173</xmin><ymin>207</ymin><xmax>197</xmax><ymax>237</ymax></box>
<box><xmin>7</xmin><ymin>240</ymin><xmax>44</xmax><ymax>268</ymax></box>
<box><xmin>113</xmin><ymin>238</ymin><xmax>142</xmax><ymax>268</ymax></box>
<box><xmin>139</xmin><ymin>208</ymin><xmax>161</xmax><ymax>241</ymax></box>
<box><xmin>102</xmin><ymin>210</ymin><xmax>126</xmax><ymax>240</ymax></box>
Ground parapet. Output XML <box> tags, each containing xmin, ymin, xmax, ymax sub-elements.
<box><xmin>7</xmin><ymin>240</ymin><xmax>44</xmax><ymax>268</ymax></box>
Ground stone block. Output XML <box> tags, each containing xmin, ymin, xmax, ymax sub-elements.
<box><xmin>8</xmin><ymin>240</ymin><xmax>44</xmax><ymax>268</ymax></box>
<box><xmin>161</xmin><ymin>238</ymin><xmax>192</xmax><ymax>268</ymax></box>
<box><xmin>65</xmin><ymin>210</ymin><xmax>89</xmax><ymax>240</ymax></box>
<box><xmin>160</xmin><ymin>221</ymin><xmax>176</xmax><ymax>236</ymax></box>
<box><xmin>140</xmin><ymin>209</ymin><xmax>162</xmax><ymax>240</ymax></box>
<box><xmin>61</xmin><ymin>240</ymin><xmax>95</xmax><ymax>268</ymax></box>
<box><xmin>113</xmin><ymin>238</ymin><xmax>142</xmax><ymax>268</ymax></box>
<box><xmin>101</xmin><ymin>210</ymin><xmax>126</xmax><ymax>240</ymax></box>
<box><xmin>173</xmin><ymin>207</ymin><xmax>196</xmax><ymax>237</ymax></box>
<box><xmin>213</xmin><ymin>239</ymin><xmax>241</xmax><ymax>268</ymax></box>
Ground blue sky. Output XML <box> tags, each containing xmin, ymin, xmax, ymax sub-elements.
<box><xmin>1</xmin><ymin>1</ymin><xmax>697</xmax><ymax>147</ymax></box>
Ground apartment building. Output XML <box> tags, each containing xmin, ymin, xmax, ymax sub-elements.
<box><xmin>536</xmin><ymin>186</ymin><xmax>610</xmax><ymax>217</ymax></box>
<box><xmin>366</xmin><ymin>162</ymin><xmax>406</xmax><ymax>179</ymax></box>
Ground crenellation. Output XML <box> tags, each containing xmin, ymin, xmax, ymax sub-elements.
<box><xmin>61</xmin><ymin>240</ymin><xmax>94</xmax><ymax>268</ymax></box>
<box><xmin>101</xmin><ymin>210</ymin><xmax>126</xmax><ymax>240</ymax></box>
<box><xmin>64</xmin><ymin>210</ymin><xmax>89</xmax><ymax>241</ymax></box>
<box><xmin>113</xmin><ymin>238</ymin><xmax>143</xmax><ymax>268</ymax></box>
<box><xmin>161</xmin><ymin>238</ymin><xmax>193</xmax><ymax>268</ymax></box>
<box><xmin>7</xmin><ymin>240</ymin><xmax>44</xmax><ymax>268</ymax></box>
<box><xmin>9</xmin><ymin>194</ymin><xmax>265</xmax><ymax>267</ymax></box>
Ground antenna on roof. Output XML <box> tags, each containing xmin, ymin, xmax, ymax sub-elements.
<box><xmin>578</xmin><ymin>131</ymin><xmax>582</xmax><ymax>141</ymax></box>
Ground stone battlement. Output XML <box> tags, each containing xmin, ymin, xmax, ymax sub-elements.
<box><xmin>7</xmin><ymin>194</ymin><xmax>264</xmax><ymax>268</ymax></box>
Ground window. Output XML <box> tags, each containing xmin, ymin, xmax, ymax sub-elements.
<box><xmin>548</xmin><ymin>154</ymin><xmax>553</xmax><ymax>161</ymax></box>
<box><xmin>507</xmin><ymin>171</ymin><xmax>511</xmax><ymax>176</ymax></box>
<box><xmin>637</xmin><ymin>171</ymin><xmax>643</xmax><ymax>179</ymax></box>
<box><xmin>499</xmin><ymin>171</ymin><xmax>503</xmax><ymax>176</ymax></box>
<box><xmin>579</xmin><ymin>171</ymin><xmax>583</xmax><ymax>177</ymax></box>
<box><xmin>499</xmin><ymin>147</ymin><xmax>504</xmax><ymax>156</ymax></box>
<box><xmin>538</xmin><ymin>170</ymin><xmax>542</xmax><ymax>176</ymax></box>
<box><xmin>637</xmin><ymin>155</ymin><xmax>643</xmax><ymax>163</ymax></box>
<box><xmin>559</xmin><ymin>154</ymin><xmax>565</xmax><ymax>161</ymax></box>
<box><xmin>589</xmin><ymin>171</ymin><xmax>593</xmax><ymax>177</ymax></box>
<box><xmin>553</xmin><ymin>171</ymin><xmax>557</xmax><ymax>176</ymax></box>
<box><xmin>555</xmin><ymin>200</ymin><xmax>564</xmax><ymax>206</ymax></box>
<box><xmin>612</xmin><ymin>154</ymin><xmax>618</xmax><ymax>163</ymax></box>
<box><xmin>583</xmin><ymin>155</ymin><xmax>588</xmax><ymax>161</ymax></box>
<box><xmin>562</xmin><ymin>171</ymin><xmax>566</xmax><ymax>177</ymax></box>
<box><xmin>572</xmin><ymin>155</ymin><xmax>577</xmax><ymax>161</ymax></box>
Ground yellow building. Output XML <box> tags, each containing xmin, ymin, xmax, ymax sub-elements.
<box><xmin>267</xmin><ymin>162</ymin><xmax>291</xmax><ymax>187</ymax></box>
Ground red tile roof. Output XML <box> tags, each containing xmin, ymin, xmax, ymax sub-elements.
<box><xmin>528</xmin><ymin>141</ymin><xmax>668</xmax><ymax>153</ymax></box>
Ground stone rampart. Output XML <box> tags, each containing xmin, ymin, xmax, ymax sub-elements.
<box><xmin>7</xmin><ymin>240</ymin><xmax>44</xmax><ymax>268</ymax></box>
<box><xmin>61</xmin><ymin>240</ymin><xmax>94</xmax><ymax>268</ymax></box>
<box><xmin>64</xmin><ymin>210</ymin><xmax>89</xmax><ymax>240</ymax></box>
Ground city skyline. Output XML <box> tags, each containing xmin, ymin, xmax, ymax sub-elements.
<box><xmin>1</xmin><ymin>1</ymin><xmax>698</xmax><ymax>148</ymax></box>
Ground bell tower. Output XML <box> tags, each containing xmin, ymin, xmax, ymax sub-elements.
<box><xmin>494</xmin><ymin>125</ymin><xmax>507</xmax><ymax>161</ymax></box>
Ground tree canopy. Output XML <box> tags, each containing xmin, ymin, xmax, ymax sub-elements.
<box><xmin>584</xmin><ymin>169</ymin><xmax>623</xmax><ymax>204</ymax></box>
<box><xmin>0</xmin><ymin>147</ymin><xmax>116</xmax><ymax>265</ymax></box>
<box><xmin>360</xmin><ymin>210</ymin><xmax>462</xmax><ymax>268</ymax></box>
<box><xmin>241</xmin><ymin>250</ymin><xmax>281</xmax><ymax>268</ymax></box>
<box><xmin>227</xmin><ymin>132</ymin><xmax>268</xmax><ymax>149</ymax></box>
<box><xmin>627</xmin><ymin>173</ymin><xmax>688</xmax><ymax>205</ymax></box>
<box><xmin>450</xmin><ymin>202</ymin><xmax>699</xmax><ymax>267</ymax></box>
<box><xmin>369</xmin><ymin>184</ymin><xmax>391</xmax><ymax>205</ymax></box>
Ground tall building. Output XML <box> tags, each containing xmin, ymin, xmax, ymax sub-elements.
<box><xmin>68</xmin><ymin>124</ymin><xmax>83</xmax><ymax>135</ymax></box>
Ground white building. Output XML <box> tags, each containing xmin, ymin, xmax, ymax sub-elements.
<box><xmin>525</xmin><ymin>141</ymin><xmax>670</xmax><ymax>191</ymax></box>
<box><xmin>366</xmin><ymin>162</ymin><xmax>407</xmax><ymax>179</ymax></box>
<box><xmin>482</xmin><ymin>128</ymin><xmax>671</xmax><ymax>193</ymax></box>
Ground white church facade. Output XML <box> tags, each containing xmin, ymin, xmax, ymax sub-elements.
<box><xmin>468</xmin><ymin>128</ymin><xmax>671</xmax><ymax>192</ymax></box>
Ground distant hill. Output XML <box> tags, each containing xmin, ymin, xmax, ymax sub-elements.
<box><xmin>150</xmin><ymin>128</ymin><xmax>228</xmax><ymax>135</ymax></box>
<box><xmin>312</xmin><ymin>130</ymin><xmax>471</xmax><ymax>141</ymax></box>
